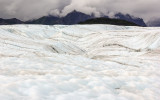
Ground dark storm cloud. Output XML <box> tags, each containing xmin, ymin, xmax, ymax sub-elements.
<box><xmin>0</xmin><ymin>0</ymin><xmax>160</xmax><ymax>22</ymax></box>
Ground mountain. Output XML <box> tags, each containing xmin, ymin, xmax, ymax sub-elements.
<box><xmin>62</xmin><ymin>10</ymin><xmax>94</xmax><ymax>25</ymax></box>
<box><xmin>0</xmin><ymin>10</ymin><xmax>146</xmax><ymax>26</ymax></box>
<box><xmin>27</xmin><ymin>11</ymin><xmax>146</xmax><ymax>26</ymax></box>
<box><xmin>114</xmin><ymin>13</ymin><xmax>146</xmax><ymax>27</ymax></box>
<box><xmin>26</xmin><ymin>16</ymin><xmax>61</xmax><ymax>25</ymax></box>
<box><xmin>79</xmin><ymin>17</ymin><xmax>140</xmax><ymax>26</ymax></box>
<box><xmin>0</xmin><ymin>18</ymin><xmax>23</xmax><ymax>25</ymax></box>
<box><xmin>27</xmin><ymin>10</ymin><xmax>93</xmax><ymax>25</ymax></box>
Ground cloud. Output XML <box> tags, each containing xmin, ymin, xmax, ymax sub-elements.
<box><xmin>0</xmin><ymin>0</ymin><xmax>160</xmax><ymax>22</ymax></box>
<box><xmin>0</xmin><ymin>0</ymin><xmax>71</xmax><ymax>20</ymax></box>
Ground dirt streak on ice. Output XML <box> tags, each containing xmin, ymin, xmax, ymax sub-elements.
<box><xmin>0</xmin><ymin>25</ymin><xmax>160</xmax><ymax>100</ymax></box>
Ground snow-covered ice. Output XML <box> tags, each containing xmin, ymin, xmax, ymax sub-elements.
<box><xmin>0</xmin><ymin>24</ymin><xmax>160</xmax><ymax>100</ymax></box>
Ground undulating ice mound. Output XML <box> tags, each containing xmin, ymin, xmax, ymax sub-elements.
<box><xmin>0</xmin><ymin>25</ymin><xmax>160</xmax><ymax>100</ymax></box>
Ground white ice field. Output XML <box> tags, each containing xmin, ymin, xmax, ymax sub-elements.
<box><xmin>0</xmin><ymin>24</ymin><xmax>160</xmax><ymax>100</ymax></box>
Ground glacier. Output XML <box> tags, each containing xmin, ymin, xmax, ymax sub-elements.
<box><xmin>0</xmin><ymin>24</ymin><xmax>160</xmax><ymax>100</ymax></box>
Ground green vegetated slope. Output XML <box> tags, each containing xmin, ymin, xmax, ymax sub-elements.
<box><xmin>79</xmin><ymin>17</ymin><xmax>141</xmax><ymax>26</ymax></box>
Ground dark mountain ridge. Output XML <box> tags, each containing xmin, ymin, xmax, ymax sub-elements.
<box><xmin>0</xmin><ymin>18</ymin><xmax>23</xmax><ymax>25</ymax></box>
<box><xmin>26</xmin><ymin>10</ymin><xmax>94</xmax><ymax>25</ymax></box>
<box><xmin>114</xmin><ymin>13</ymin><xmax>146</xmax><ymax>27</ymax></box>
<box><xmin>0</xmin><ymin>10</ymin><xmax>146</xmax><ymax>26</ymax></box>
<box><xmin>79</xmin><ymin>17</ymin><xmax>140</xmax><ymax>26</ymax></box>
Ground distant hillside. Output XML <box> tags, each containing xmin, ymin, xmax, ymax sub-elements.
<box><xmin>0</xmin><ymin>18</ymin><xmax>23</xmax><ymax>25</ymax></box>
<box><xmin>26</xmin><ymin>10</ymin><xmax>93</xmax><ymax>25</ymax></box>
<box><xmin>0</xmin><ymin>10</ymin><xmax>146</xmax><ymax>26</ymax></box>
<box><xmin>79</xmin><ymin>17</ymin><xmax>141</xmax><ymax>26</ymax></box>
<box><xmin>27</xmin><ymin>11</ymin><xmax>145</xmax><ymax>26</ymax></box>
<box><xmin>62</xmin><ymin>10</ymin><xmax>94</xmax><ymax>25</ymax></box>
<box><xmin>114</xmin><ymin>13</ymin><xmax>146</xmax><ymax>27</ymax></box>
<box><xmin>26</xmin><ymin>16</ymin><xmax>62</xmax><ymax>25</ymax></box>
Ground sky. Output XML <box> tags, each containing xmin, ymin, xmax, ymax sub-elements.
<box><xmin>0</xmin><ymin>0</ymin><xmax>160</xmax><ymax>23</ymax></box>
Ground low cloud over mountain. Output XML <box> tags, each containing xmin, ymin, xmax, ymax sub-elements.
<box><xmin>0</xmin><ymin>0</ymin><xmax>160</xmax><ymax>24</ymax></box>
